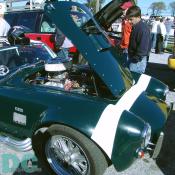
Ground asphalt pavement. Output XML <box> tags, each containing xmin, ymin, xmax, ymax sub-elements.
<box><xmin>146</xmin><ymin>52</ymin><xmax>175</xmax><ymax>91</ymax></box>
<box><xmin>0</xmin><ymin>52</ymin><xmax>174</xmax><ymax>175</ymax></box>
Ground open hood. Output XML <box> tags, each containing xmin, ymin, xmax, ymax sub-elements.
<box><xmin>44</xmin><ymin>1</ymin><xmax>133</xmax><ymax>97</ymax></box>
<box><xmin>94</xmin><ymin>0</ymin><xmax>135</xmax><ymax>30</ymax></box>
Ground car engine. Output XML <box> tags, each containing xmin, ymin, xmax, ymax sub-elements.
<box><xmin>26</xmin><ymin>60</ymin><xmax>99</xmax><ymax>95</ymax></box>
<box><xmin>25</xmin><ymin>56</ymin><xmax>114</xmax><ymax>98</ymax></box>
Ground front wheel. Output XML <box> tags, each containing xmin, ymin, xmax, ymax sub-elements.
<box><xmin>32</xmin><ymin>124</ymin><xmax>108</xmax><ymax>175</ymax></box>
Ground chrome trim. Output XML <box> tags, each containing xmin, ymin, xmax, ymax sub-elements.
<box><xmin>146</xmin><ymin>147</ymin><xmax>153</xmax><ymax>151</ymax></box>
<box><xmin>152</xmin><ymin>132</ymin><xmax>164</xmax><ymax>159</ymax></box>
<box><xmin>148</xmin><ymin>142</ymin><xmax>155</xmax><ymax>146</ymax></box>
<box><xmin>146</xmin><ymin>142</ymin><xmax>155</xmax><ymax>151</ymax></box>
<box><xmin>0</xmin><ymin>135</ymin><xmax>32</xmax><ymax>152</ymax></box>
<box><xmin>141</xmin><ymin>123</ymin><xmax>151</xmax><ymax>147</ymax></box>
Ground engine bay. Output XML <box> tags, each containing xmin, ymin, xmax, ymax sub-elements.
<box><xmin>25</xmin><ymin>63</ymin><xmax>112</xmax><ymax>98</ymax></box>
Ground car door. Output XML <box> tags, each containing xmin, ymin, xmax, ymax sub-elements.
<box><xmin>25</xmin><ymin>13</ymin><xmax>57</xmax><ymax>51</ymax></box>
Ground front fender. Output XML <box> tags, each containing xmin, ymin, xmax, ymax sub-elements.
<box><xmin>131</xmin><ymin>92</ymin><xmax>168</xmax><ymax>138</ymax></box>
<box><xmin>146</xmin><ymin>76</ymin><xmax>169</xmax><ymax>101</ymax></box>
<box><xmin>111</xmin><ymin>110</ymin><xmax>146</xmax><ymax>171</ymax></box>
<box><xmin>132</xmin><ymin>72</ymin><xmax>169</xmax><ymax>101</ymax></box>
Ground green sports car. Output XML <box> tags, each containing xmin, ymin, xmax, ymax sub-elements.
<box><xmin>0</xmin><ymin>1</ymin><xmax>172</xmax><ymax>175</ymax></box>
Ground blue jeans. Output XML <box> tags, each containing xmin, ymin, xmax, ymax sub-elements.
<box><xmin>129</xmin><ymin>57</ymin><xmax>147</xmax><ymax>74</ymax></box>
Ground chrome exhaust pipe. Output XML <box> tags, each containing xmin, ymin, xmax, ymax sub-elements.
<box><xmin>0</xmin><ymin>135</ymin><xmax>32</xmax><ymax>152</ymax></box>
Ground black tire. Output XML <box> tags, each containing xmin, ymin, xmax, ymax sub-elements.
<box><xmin>32</xmin><ymin>124</ymin><xmax>108</xmax><ymax>175</ymax></box>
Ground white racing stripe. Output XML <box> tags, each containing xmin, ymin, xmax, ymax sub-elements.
<box><xmin>91</xmin><ymin>74</ymin><xmax>151</xmax><ymax>157</ymax></box>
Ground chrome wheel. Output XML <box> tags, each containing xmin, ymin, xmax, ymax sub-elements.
<box><xmin>45</xmin><ymin>135</ymin><xmax>89</xmax><ymax>175</ymax></box>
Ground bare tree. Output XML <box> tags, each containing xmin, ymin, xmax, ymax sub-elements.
<box><xmin>149</xmin><ymin>1</ymin><xmax>166</xmax><ymax>16</ymax></box>
<box><xmin>169</xmin><ymin>1</ymin><xmax>175</xmax><ymax>16</ymax></box>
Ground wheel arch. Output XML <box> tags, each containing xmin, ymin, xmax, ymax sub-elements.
<box><xmin>32</xmin><ymin>123</ymin><xmax>111</xmax><ymax>175</ymax></box>
<box><xmin>32</xmin><ymin>121</ymin><xmax>112</xmax><ymax>164</ymax></box>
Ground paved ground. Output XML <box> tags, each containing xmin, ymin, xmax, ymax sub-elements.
<box><xmin>0</xmin><ymin>52</ymin><xmax>174</xmax><ymax>175</ymax></box>
<box><xmin>148</xmin><ymin>52</ymin><xmax>171</xmax><ymax>65</ymax></box>
<box><xmin>146</xmin><ymin>52</ymin><xmax>175</xmax><ymax>91</ymax></box>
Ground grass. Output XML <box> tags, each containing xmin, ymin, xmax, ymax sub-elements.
<box><xmin>166</xmin><ymin>44</ymin><xmax>174</xmax><ymax>53</ymax></box>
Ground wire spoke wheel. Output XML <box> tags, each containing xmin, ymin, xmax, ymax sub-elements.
<box><xmin>32</xmin><ymin>124</ymin><xmax>108</xmax><ymax>175</ymax></box>
<box><xmin>45</xmin><ymin>135</ymin><xmax>89</xmax><ymax>175</ymax></box>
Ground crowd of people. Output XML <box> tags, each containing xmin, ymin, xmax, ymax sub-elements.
<box><xmin>150</xmin><ymin>16</ymin><xmax>174</xmax><ymax>54</ymax></box>
<box><xmin>117</xmin><ymin>4</ymin><xmax>175</xmax><ymax>74</ymax></box>
<box><xmin>118</xmin><ymin>3</ymin><xmax>151</xmax><ymax>74</ymax></box>
<box><xmin>0</xmin><ymin>1</ymin><xmax>174</xmax><ymax>75</ymax></box>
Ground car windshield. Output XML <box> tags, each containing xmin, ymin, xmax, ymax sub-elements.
<box><xmin>0</xmin><ymin>43</ymin><xmax>58</xmax><ymax>78</ymax></box>
<box><xmin>70</xmin><ymin>7</ymin><xmax>90</xmax><ymax>27</ymax></box>
<box><xmin>68</xmin><ymin>4</ymin><xmax>112</xmax><ymax>51</ymax></box>
<box><xmin>19</xmin><ymin>43</ymin><xmax>57</xmax><ymax>61</ymax></box>
<box><xmin>68</xmin><ymin>6</ymin><xmax>101</xmax><ymax>34</ymax></box>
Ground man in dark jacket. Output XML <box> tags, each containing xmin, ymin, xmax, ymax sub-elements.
<box><xmin>126</xmin><ymin>6</ymin><xmax>151</xmax><ymax>73</ymax></box>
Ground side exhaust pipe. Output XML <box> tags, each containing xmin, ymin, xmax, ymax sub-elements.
<box><xmin>0</xmin><ymin>135</ymin><xmax>32</xmax><ymax>152</ymax></box>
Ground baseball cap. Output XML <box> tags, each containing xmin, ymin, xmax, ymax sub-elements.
<box><xmin>0</xmin><ymin>3</ymin><xmax>6</xmax><ymax>15</ymax></box>
<box><xmin>120</xmin><ymin>2</ymin><xmax>133</xmax><ymax>10</ymax></box>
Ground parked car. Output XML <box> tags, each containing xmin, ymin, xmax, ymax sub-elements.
<box><xmin>4</xmin><ymin>5</ymin><xmax>88</xmax><ymax>56</ymax></box>
<box><xmin>4</xmin><ymin>0</ymin><xmax>132</xmax><ymax>62</ymax></box>
<box><xmin>0</xmin><ymin>1</ymin><xmax>171</xmax><ymax>175</ymax></box>
<box><xmin>0</xmin><ymin>38</ymin><xmax>58</xmax><ymax>71</ymax></box>
<box><xmin>0</xmin><ymin>37</ymin><xmax>71</xmax><ymax>78</ymax></box>
<box><xmin>4</xmin><ymin>7</ymin><xmax>57</xmax><ymax>49</ymax></box>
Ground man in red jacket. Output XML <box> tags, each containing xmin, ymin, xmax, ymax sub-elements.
<box><xmin>119</xmin><ymin>2</ymin><xmax>133</xmax><ymax>67</ymax></box>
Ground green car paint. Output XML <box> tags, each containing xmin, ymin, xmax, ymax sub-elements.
<box><xmin>0</xmin><ymin>0</ymin><xmax>171</xmax><ymax>173</ymax></box>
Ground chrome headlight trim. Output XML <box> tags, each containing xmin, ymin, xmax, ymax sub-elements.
<box><xmin>142</xmin><ymin>123</ymin><xmax>151</xmax><ymax>148</ymax></box>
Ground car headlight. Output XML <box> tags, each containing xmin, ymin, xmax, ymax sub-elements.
<box><xmin>141</xmin><ymin>123</ymin><xmax>151</xmax><ymax>148</ymax></box>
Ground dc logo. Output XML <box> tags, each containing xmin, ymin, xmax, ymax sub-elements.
<box><xmin>0</xmin><ymin>65</ymin><xmax>9</xmax><ymax>76</ymax></box>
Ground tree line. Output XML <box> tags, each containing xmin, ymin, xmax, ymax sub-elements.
<box><xmin>83</xmin><ymin>0</ymin><xmax>175</xmax><ymax>16</ymax></box>
<box><xmin>149</xmin><ymin>1</ymin><xmax>175</xmax><ymax>16</ymax></box>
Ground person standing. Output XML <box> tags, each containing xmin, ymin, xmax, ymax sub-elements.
<box><xmin>126</xmin><ymin>6</ymin><xmax>151</xmax><ymax>74</ymax></box>
<box><xmin>120</xmin><ymin>19</ymin><xmax>132</xmax><ymax>51</ymax></box>
<box><xmin>155</xmin><ymin>18</ymin><xmax>166</xmax><ymax>54</ymax></box>
<box><xmin>0</xmin><ymin>3</ymin><xmax>10</xmax><ymax>37</ymax></box>
<box><xmin>164</xmin><ymin>18</ymin><xmax>173</xmax><ymax>52</ymax></box>
<box><xmin>150</xmin><ymin>17</ymin><xmax>160</xmax><ymax>52</ymax></box>
<box><xmin>119</xmin><ymin>2</ymin><xmax>133</xmax><ymax>67</ymax></box>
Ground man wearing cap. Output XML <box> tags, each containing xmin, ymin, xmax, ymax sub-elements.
<box><xmin>126</xmin><ymin>6</ymin><xmax>151</xmax><ymax>74</ymax></box>
<box><xmin>0</xmin><ymin>3</ymin><xmax>10</xmax><ymax>37</ymax></box>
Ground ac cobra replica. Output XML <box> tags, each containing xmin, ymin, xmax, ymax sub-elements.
<box><xmin>0</xmin><ymin>1</ymin><xmax>172</xmax><ymax>175</ymax></box>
